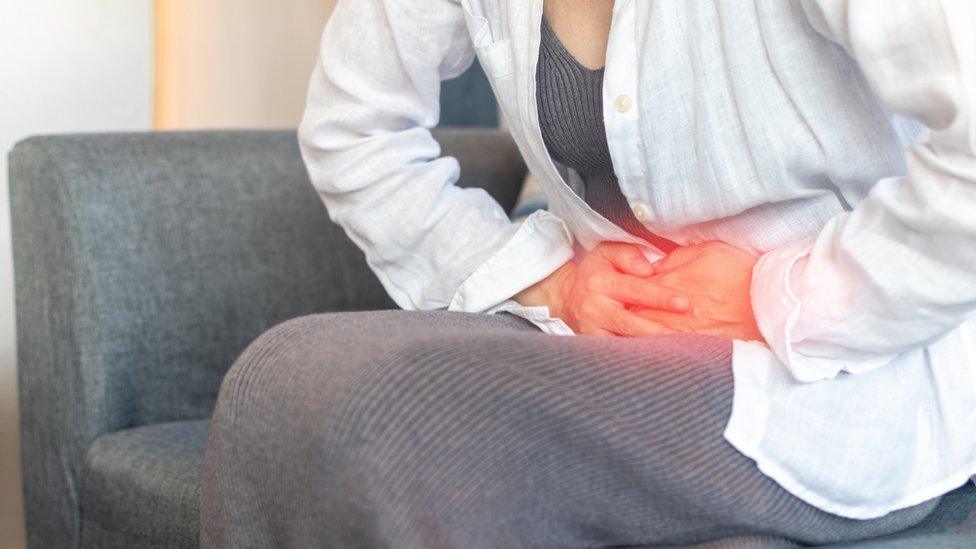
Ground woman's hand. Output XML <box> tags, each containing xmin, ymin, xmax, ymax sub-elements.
<box><xmin>515</xmin><ymin>242</ymin><xmax>692</xmax><ymax>337</ymax></box>
<box><xmin>630</xmin><ymin>241</ymin><xmax>764</xmax><ymax>342</ymax></box>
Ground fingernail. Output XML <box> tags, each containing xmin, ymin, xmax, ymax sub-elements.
<box><xmin>632</xmin><ymin>260</ymin><xmax>651</xmax><ymax>273</ymax></box>
<box><xmin>671</xmin><ymin>296</ymin><xmax>690</xmax><ymax>310</ymax></box>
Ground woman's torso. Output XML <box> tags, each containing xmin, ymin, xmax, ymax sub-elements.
<box><xmin>459</xmin><ymin>0</ymin><xmax>925</xmax><ymax>256</ymax></box>
<box><xmin>457</xmin><ymin>0</ymin><xmax>974</xmax><ymax>521</ymax></box>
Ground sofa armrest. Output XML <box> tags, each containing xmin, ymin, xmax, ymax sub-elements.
<box><xmin>10</xmin><ymin>127</ymin><xmax>526</xmax><ymax>548</ymax></box>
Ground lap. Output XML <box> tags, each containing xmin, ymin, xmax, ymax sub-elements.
<box><xmin>217</xmin><ymin>309</ymin><xmax>734</xmax><ymax>436</ymax></box>
<box><xmin>208</xmin><ymin>309</ymin><xmax>938</xmax><ymax>547</ymax></box>
<box><xmin>217</xmin><ymin>309</ymin><xmax>538</xmax><ymax>400</ymax></box>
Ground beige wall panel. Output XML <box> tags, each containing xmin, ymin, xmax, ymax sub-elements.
<box><xmin>155</xmin><ymin>0</ymin><xmax>338</xmax><ymax>129</ymax></box>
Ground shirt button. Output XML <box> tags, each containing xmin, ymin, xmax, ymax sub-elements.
<box><xmin>631</xmin><ymin>202</ymin><xmax>649</xmax><ymax>221</ymax></box>
<box><xmin>613</xmin><ymin>94</ymin><xmax>632</xmax><ymax>113</ymax></box>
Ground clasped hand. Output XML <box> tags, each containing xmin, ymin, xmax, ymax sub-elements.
<box><xmin>518</xmin><ymin>241</ymin><xmax>764</xmax><ymax>341</ymax></box>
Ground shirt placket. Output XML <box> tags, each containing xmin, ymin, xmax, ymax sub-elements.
<box><xmin>603</xmin><ymin>0</ymin><xmax>651</xmax><ymax>224</ymax></box>
<box><xmin>520</xmin><ymin>0</ymin><xmax>669</xmax><ymax>261</ymax></box>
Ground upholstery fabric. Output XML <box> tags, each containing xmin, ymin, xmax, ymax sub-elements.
<box><xmin>73</xmin><ymin>368</ymin><xmax>976</xmax><ymax>549</ymax></box>
<box><xmin>440</xmin><ymin>61</ymin><xmax>499</xmax><ymax>127</ymax></box>
<box><xmin>82</xmin><ymin>420</ymin><xmax>209</xmax><ymax>549</ymax></box>
<box><xmin>10</xmin><ymin>128</ymin><xmax>526</xmax><ymax>549</ymax></box>
<box><xmin>835</xmin><ymin>483</ymin><xmax>976</xmax><ymax>548</ymax></box>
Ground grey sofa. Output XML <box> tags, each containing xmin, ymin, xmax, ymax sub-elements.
<box><xmin>11</xmin><ymin>129</ymin><xmax>976</xmax><ymax>548</ymax></box>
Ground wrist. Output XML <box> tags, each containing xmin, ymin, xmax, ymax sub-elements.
<box><xmin>514</xmin><ymin>260</ymin><xmax>576</xmax><ymax>318</ymax></box>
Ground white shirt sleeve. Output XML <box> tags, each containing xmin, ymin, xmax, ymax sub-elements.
<box><xmin>298</xmin><ymin>0</ymin><xmax>575</xmax><ymax>313</ymax></box>
<box><xmin>750</xmin><ymin>0</ymin><xmax>976</xmax><ymax>382</ymax></box>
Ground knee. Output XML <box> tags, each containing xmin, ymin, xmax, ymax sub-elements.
<box><xmin>218</xmin><ymin>315</ymin><xmax>318</xmax><ymax>408</ymax></box>
<box><xmin>212</xmin><ymin>314</ymin><xmax>356</xmax><ymax>446</ymax></box>
<box><xmin>212</xmin><ymin>312</ymin><xmax>449</xmax><ymax>447</ymax></box>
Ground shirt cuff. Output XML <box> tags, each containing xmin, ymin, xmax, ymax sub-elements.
<box><xmin>750</xmin><ymin>236</ymin><xmax>833</xmax><ymax>382</ymax></box>
<box><xmin>486</xmin><ymin>299</ymin><xmax>577</xmax><ymax>336</ymax></box>
<box><xmin>752</xmin><ymin>236</ymin><xmax>905</xmax><ymax>382</ymax></box>
<box><xmin>448</xmin><ymin>209</ymin><xmax>575</xmax><ymax>313</ymax></box>
<box><xmin>751</xmin><ymin>237</ymin><xmax>897</xmax><ymax>383</ymax></box>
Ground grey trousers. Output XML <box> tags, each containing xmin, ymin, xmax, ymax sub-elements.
<box><xmin>200</xmin><ymin>310</ymin><xmax>940</xmax><ymax>548</ymax></box>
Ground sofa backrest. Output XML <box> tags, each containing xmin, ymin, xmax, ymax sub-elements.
<box><xmin>10</xmin><ymin>128</ymin><xmax>526</xmax><ymax>548</ymax></box>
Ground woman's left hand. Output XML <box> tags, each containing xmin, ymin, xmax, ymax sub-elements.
<box><xmin>629</xmin><ymin>241</ymin><xmax>766</xmax><ymax>342</ymax></box>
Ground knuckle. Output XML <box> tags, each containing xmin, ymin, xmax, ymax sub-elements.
<box><xmin>585</xmin><ymin>272</ymin><xmax>606</xmax><ymax>293</ymax></box>
<box><xmin>621</xmin><ymin>280</ymin><xmax>649</xmax><ymax>302</ymax></box>
<box><xmin>594</xmin><ymin>242</ymin><xmax>616</xmax><ymax>257</ymax></box>
<box><xmin>626</xmin><ymin>280</ymin><xmax>648</xmax><ymax>300</ymax></box>
<box><xmin>630</xmin><ymin>279</ymin><xmax>666</xmax><ymax>305</ymax></box>
<box><xmin>616</xmin><ymin>246</ymin><xmax>638</xmax><ymax>261</ymax></box>
<box><xmin>606</xmin><ymin>313</ymin><xmax>633</xmax><ymax>336</ymax></box>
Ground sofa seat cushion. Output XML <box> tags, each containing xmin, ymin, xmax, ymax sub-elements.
<box><xmin>77</xmin><ymin>417</ymin><xmax>976</xmax><ymax>548</ymax></box>
<box><xmin>831</xmin><ymin>482</ymin><xmax>976</xmax><ymax>548</ymax></box>
<box><xmin>81</xmin><ymin>420</ymin><xmax>209</xmax><ymax>548</ymax></box>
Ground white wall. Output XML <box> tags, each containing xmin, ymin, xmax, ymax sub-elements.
<box><xmin>0</xmin><ymin>2</ymin><xmax>155</xmax><ymax>547</ymax></box>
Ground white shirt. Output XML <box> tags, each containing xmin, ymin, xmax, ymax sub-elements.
<box><xmin>298</xmin><ymin>0</ymin><xmax>976</xmax><ymax>519</ymax></box>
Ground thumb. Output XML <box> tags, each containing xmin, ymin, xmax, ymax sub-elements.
<box><xmin>651</xmin><ymin>245</ymin><xmax>701</xmax><ymax>274</ymax></box>
<box><xmin>594</xmin><ymin>242</ymin><xmax>655</xmax><ymax>277</ymax></box>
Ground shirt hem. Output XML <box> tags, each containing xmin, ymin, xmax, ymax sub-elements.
<box><xmin>725</xmin><ymin>341</ymin><xmax>975</xmax><ymax>520</ymax></box>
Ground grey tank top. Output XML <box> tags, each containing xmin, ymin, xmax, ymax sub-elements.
<box><xmin>536</xmin><ymin>16</ymin><xmax>678</xmax><ymax>253</ymax></box>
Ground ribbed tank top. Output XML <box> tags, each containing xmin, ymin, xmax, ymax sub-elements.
<box><xmin>536</xmin><ymin>15</ymin><xmax>678</xmax><ymax>254</ymax></box>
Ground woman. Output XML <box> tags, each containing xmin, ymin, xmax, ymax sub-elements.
<box><xmin>201</xmin><ymin>0</ymin><xmax>976</xmax><ymax>546</ymax></box>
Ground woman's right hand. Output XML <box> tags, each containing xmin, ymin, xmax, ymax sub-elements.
<box><xmin>514</xmin><ymin>242</ymin><xmax>692</xmax><ymax>337</ymax></box>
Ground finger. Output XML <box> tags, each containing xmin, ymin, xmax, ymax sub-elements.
<box><xmin>603</xmin><ymin>306</ymin><xmax>676</xmax><ymax>338</ymax></box>
<box><xmin>574</xmin><ymin>316</ymin><xmax>617</xmax><ymax>337</ymax></box>
<box><xmin>651</xmin><ymin>245</ymin><xmax>702</xmax><ymax>274</ymax></box>
<box><xmin>594</xmin><ymin>241</ymin><xmax>655</xmax><ymax>277</ymax></box>
<box><xmin>595</xmin><ymin>272</ymin><xmax>691</xmax><ymax>312</ymax></box>
<box><xmin>630</xmin><ymin>307</ymin><xmax>696</xmax><ymax>331</ymax></box>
